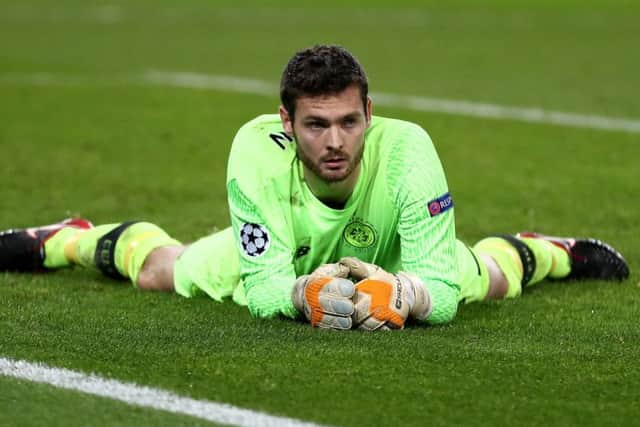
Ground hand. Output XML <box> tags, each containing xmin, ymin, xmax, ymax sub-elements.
<box><xmin>291</xmin><ymin>262</ymin><xmax>355</xmax><ymax>330</ymax></box>
<box><xmin>339</xmin><ymin>257</ymin><xmax>432</xmax><ymax>330</ymax></box>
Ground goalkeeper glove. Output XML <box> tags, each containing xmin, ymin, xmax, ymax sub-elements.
<box><xmin>339</xmin><ymin>257</ymin><xmax>432</xmax><ymax>330</ymax></box>
<box><xmin>291</xmin><ymin>262</ymin><xmax>356</xmax><ymax>330</ymax></box>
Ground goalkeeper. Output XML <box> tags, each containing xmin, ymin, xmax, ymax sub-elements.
<box><xmin>0</xmin><ymin>45</ymin><xmax>629</xmax><ymax>330</ymax></box>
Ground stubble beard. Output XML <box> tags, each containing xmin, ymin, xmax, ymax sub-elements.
<box><xmin>295</xmin><ymin>137</ymin><xmax>365</xmax><ymax>184</ymax></box>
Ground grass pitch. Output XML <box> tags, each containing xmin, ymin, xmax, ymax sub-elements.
<box><xmin>1</xmin><ymin>1</ymin><xmax>639</xmax><ymax>426</ymax></box>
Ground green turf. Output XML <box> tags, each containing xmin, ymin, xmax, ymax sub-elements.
<box><xmin>0</xmin><ymin>375</ymin><xmax>220</xmax><ymax>427</ymax></box>
<box><xmin>1</xmin><ymin>0</ymin><xmax>639</xmax><ymax>426</ymax></box>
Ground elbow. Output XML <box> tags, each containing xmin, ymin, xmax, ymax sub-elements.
<box><xmin>423</xmin><ymin>280</ymin><xmax>460</xmax><ymax>325</ymax></box>
<box><xmin>247</xmin><ymin>299</ymin><xmax>275</xmax><ymax>319</ymax></box>
<box><xmin>425</xmin><ymin>303</ymin><xmax>458</xmax><ymax>325</ymax></box>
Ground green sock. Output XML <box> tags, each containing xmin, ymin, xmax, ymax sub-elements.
<box><xmin>43</xmin><ymin>222</ymin><xmax>180</xmax><ymax>284</ymax></box>
<box><xmin>521</xmin><ymin>238</ymin><xmax>571</xmax><ymax>280</ymax></box>
<box><xmin>473</xmin><ymin>237</ymin><xmax>523</xmax><ymax>298</ymax></box>
<box><xmin>43</xmin><ymin>225</ymin><xmax>119</xmax><ymax>269</ymax></box>
<box><xmin>112</xmin><ymin>222</ymin><xmax>181</xmax><ymax>282</ymax></box>
<box><xmin>473</xmin><ymin>235</ymin><xmax>573</xmax><ymax>298</ymax></box>
<box><xmin>518</xmin><ymin>237</ymin><xmax>553</xmax><ymax>286</ymax></box>
<box><xmin>43</xmin><ymin>227</ymin><xmax>83</xmax><ymax>269</ymax></box>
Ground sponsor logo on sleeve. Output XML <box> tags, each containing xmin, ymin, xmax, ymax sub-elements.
<box><xmin>240</xmin><ymin>223</ymin><xmax>270</xmax><ymax>257</ymax></box>
<box><xmin>427</xmin><ymin>192</ymin><xmax>453</xmax><ymax>217</ymax></box>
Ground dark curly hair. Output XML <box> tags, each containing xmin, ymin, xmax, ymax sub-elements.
<box><xmin>280</xmin><ymin>45</ymin><xmax>369</xmax><ymax>120</ymax></box>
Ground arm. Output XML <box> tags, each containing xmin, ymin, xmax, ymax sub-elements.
<box><xmin>226</xmin><ymin>116</ymin><xmax>356</xmax><ymax>326</ymax></box>
<box><xmin>228</xmin><ymin>178</ymin><xmax>355</xmax><ymax>327</ymax></box>
<box><xmin>340</xmin><ymin>123</ymin><xmax>460</xmax><ymax>330</ymax></box>
<box><xmin>393</xmin><ymin>124</ymin><xmax>460</xmax><ymax>325</ymax></box>
<box><xmin>227</xmin><ymin>178</ymin><xmax>299</xmax><ymax>319</ymax></box>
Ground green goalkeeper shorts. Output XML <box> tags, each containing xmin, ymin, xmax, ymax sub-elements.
<box><xmin>173</xmin><ymin>227</ymin><xmax>247</xmax><ymax>305</ymax></box>
<box><xmin>455</xmin><ymin>240</ymin><xmax>490</xmax><ymax>304</ymax></box>
<box><xmin>172</xmin><ymin>227</ymin><xmax>488</xmax><ymax>306</ymax></box>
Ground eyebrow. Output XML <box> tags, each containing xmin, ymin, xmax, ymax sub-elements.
<box><xmin>302</xmin><ymin>112</ymin><xmax>361</xmax><ymax>123</ymax></box>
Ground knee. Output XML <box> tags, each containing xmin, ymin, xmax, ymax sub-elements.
<box><xmin>136</xmin><ymin>246</ymin><xmax>184</xmax><ymax>292</ymax></box>
<box><xmin>481</xmin><ymin>254</ymin><xmax>510</xmax><ymax>299</ymax></box>
<box><xmin>136</xmin><ymin>267</ymin><xmax>166</xmax><ymax>291</ymax></box>
<box><xmin>474</xmin><ymin>237</ymin><xmax>523</xmax><ymax>299</ymax></box>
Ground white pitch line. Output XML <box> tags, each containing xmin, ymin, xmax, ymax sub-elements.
<box><xmin>142</xmin><ymin>70</ymin><xmax>640</xmax><ymax>134</ymax></box>
<box><xmin>0</xmin><ymin>357</ymin><xmax>330</xmax><ymax>427</ymax></box>
<box><xmin>144</xmin><ymin>70</ymin><xmax>277</xmax><ymax>98</ymax></box>
<box><xmin>2</xmin><ymin>70</ymin><xmax>640</xmax><ymax>134</ymax></box>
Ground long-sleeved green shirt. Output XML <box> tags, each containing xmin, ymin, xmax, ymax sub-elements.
<box><xmin>227</xmin><ymin>114</ymin><xmax>459</xmax><ymax>324</ymax></box>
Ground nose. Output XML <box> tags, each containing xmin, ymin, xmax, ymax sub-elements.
<box><xmin>326</xmin><ymin>125</ymin><xmax>343</xmax><ymax>150</ymax></box>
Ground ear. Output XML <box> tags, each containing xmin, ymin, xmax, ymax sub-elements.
<box><xmin>279</xmin><ymin>105</ymin><xmax>294</xmax><ymax>136</ymax></box>
<box><xmin>365</xmin><ymin>96</ymin><xmax>373</xmax><ymax>128</ymax></box>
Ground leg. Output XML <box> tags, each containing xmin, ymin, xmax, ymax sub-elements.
<box><xmin>0</xmin><ymin>218</ymin><xmax>181</xmax><ymax>287</ymax></box>
<box><xmin>457</xmin><ymin>232</ymin><xmax>629</xmax><ymax>304</ymax></box>
<box><xmin>172</xmin><ymin>227</ymin><xmax>243</xmax><ymax>303</ymax></box>
<box><xmin>136</xmin><ymin>245</ymin><xmax>186</xmax><ymax>291</ymax></box>
<box><xmin>0</xmin><ymin>218</ymin><xmax>93</xmax><ymax>272</ymax></box>
<box><xmin>1</xmin><ymin>219</ymin><xmax>244</xmax><ymax>304</ymax></box>
<box><xmin>481</xmin><ymin>255</ymin><xmax>509</xmax><ymax>299</ymax></box>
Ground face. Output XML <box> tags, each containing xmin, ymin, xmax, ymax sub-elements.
<box><xmin>280</xmin><ymin>85</ymin><xmax>372</xmax><ymax>183</ymax></box>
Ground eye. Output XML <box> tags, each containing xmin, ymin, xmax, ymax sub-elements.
<box><xmin>307</xmin><ymin>121</ymin><xmax>325</xmax><ymax>130</ymax></box>
<box><xmin>343</xmin><ymin>118</ymin><xmax>357</xmax><ymax>128</ymax></box>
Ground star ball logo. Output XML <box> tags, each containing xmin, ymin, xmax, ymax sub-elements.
<box><xmin>240</xmin><ymin>223</ymin><xmax>270</xmax><ymax>257</ymax></box>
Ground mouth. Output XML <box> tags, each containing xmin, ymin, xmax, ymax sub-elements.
<box><xmin>322</xmin><ymin>158</ymin><xmax>347</xmax><ymax>170</ymax></box>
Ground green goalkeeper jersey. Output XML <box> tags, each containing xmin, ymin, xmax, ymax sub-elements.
<box><xmin>227</xmin><ymin>114</ymin><xmax>459</xmax><ymax>324</ymax></box>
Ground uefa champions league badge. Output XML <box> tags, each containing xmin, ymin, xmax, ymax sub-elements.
<box><xmin>240</xmin><ymin>223</ymin><xmax>270</xmax><ymax>257</ymax></box>
<box><xmin>427</xmin><ymin>192</ymin><xmax>453</xmax><ymax>217</ymax></box>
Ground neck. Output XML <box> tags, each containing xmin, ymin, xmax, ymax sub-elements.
<box><xmin>304</xmin><ymin>163</ymin><xmax>361</xmax><ymax>209</ymax></box>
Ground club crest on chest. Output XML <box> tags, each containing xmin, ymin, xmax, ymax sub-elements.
<box><xmin>343</xmin><ymin>218</ymin><xmax>377</xmax><ymax>249</ymax></box>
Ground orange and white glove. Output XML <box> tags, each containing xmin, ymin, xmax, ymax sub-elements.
<box><xmin>291</xmin><ymin>262</ymin><xmax>356</xmax><ymax>330</ymax></box>
<box><xmin>339</xmin><ymin>257</ymin><xmax>432</xmax><ymax>330</ymax></box>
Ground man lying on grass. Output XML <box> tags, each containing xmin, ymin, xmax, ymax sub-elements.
<box><xmin>0</xmin><ymin>45</ymin><xmax>629</xmax><ymax>330</ymax></box>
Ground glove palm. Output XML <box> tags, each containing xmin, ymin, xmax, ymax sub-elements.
<box><xmin>339</xmin><ymin>257</ymin><xmax>432</xmax><ymax>330</ymax></box>
<box><xmin>291</xmin><ymin>262</ymin><xmax>355</xmax><ymax>330</ymax></box>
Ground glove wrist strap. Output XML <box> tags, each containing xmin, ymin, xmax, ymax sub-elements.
<box><xmin>397</xmin><ymin>272</ymin><xmax>432</xmax><ymax>321</ymax></box>
<box><xmin>291</xmin><ymin>275</ymin><xmax>310</xmax><ymax>314</ymax></box>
